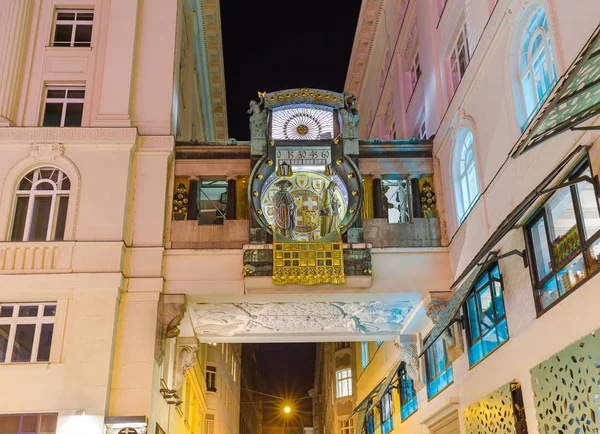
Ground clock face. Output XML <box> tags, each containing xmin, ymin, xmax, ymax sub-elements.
<box><xmin>271</xmin><ymin>105</ymin><xmax>334</xmax><ymax>140</ymax></box>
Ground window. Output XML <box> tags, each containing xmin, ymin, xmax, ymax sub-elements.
<box><xmin>42</xmin><ymin>87</ymin><xmax>85</xmax><ymax>127</ymax></box>
<box><xmin>361</xmin><ymin>342</ymin><xmax>369</xmax><ymax>370</ymax></box>
<box><xmin>409</xmin><ymin>51</ymin><xmax>422</xmax><ymax>94</ymax></box>
<box><xmin>204</xmin><ymin>415</ymin><xmax>214</xmax><ymax>434</ymax></box>
<box><xmin>339</xmin><ymin>419</ymin><xmax>354</xmax><ymax>434</ymax></box>
<box><xmin>465</xmin><ymin>263</ymin><xmax>509</xmax><ymax>366</ymax></box>
<box><xmin>11</xmin><ymin>167</ymin><xmax>70</xmax><ymax>242</ymax></box>
<box><xmin>525</xmin><ymin>160</ymin><xmax>600</xmax><ymax>312</ymax></box>
<box><xmin>365</xmin><ymin>404</ymin><xmax>375</xmax><ymax>434</ymax></box>
<box><xmin>450</xmin><ymin>24</ymin><xmax>470</xmax><ymax>93</ymax></box>
<box><xmin>0</xmin><ymin>414</ymin><xmax>58</xmax><ymax>434</ymax></box>
<box><xmin>335</xmin><ymin>342</ymin><xmax>350</xmax><ymax>351</ymax></box>
<box><xmin>335</xmin><ymin>368</ymin><xmax>352</xmax><ymax>398</ymax></box>
<box><xmin>0</xmin><ymin>303</ymin><xmax>56</xmax><ymax>363</ymax></box>
<box><xmin>519</xmin><ymin>7</ymin><xmax>556</xmax><ymax>127</ymax></box>
<box><xmin>399</xmin><ymin>363</ymin><xmax>417</xmax><ymax>420</ymax></box>
<box><xmin>454</xmin><ymin>128</ymin><xmax>479</xmax><ymax>220</ymax></box>
<box><xmin>383</xmin><ymin>179</ymin><xmax>410</xmax><ymax>223</ymax></box>
<box><xmin>379</xmin><ymin>389</ymin><xmax>394</xmax><ymax>434</ymax></box>
<box><xmin>198</xmin><ymin>181</ymin><xmax>228</xmax><ymax>225</ymax></box>
<box><xmin>206</xmin><ymin>366</ymin><xmax>217</xmax><ymax>392</ymax></box>
<box><xmin>52</xmin><ymin>10</ymin><xmax>93</xmax><ymax>47</ymax></box>
<box><xmin>425</xmin><ymin>335</ymin><xmax>453</xmax><ymax>399</ymax></box>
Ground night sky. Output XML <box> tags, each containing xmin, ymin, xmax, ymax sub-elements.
<box><xmin>220</xmin><ymin>0</ymin><xmax>362</xmax><ymax>141</ymax></box>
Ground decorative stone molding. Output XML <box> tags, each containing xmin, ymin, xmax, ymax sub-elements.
<box><xmin>29</xmin><ymin>143</ymin><xmax>64</xmax><ymax>161</ymax></box>
<box><xmin>172</xmin><ymin>337</ymin><xmax>199</xmax><ymax>393</ymax></box>
<box><xmin>163</xmin><ymin>294</ymin><xmax>186</xmax><ymax>338</ymax></box>
<box><xmin>0</xmin><ymin>127</ymin><xmax>138</xmax><ymax>143</ymax></box>
<box><xmin>0</xmin><ymin>242</ymin><xmax>74</xmax><ymax>272</ymax></box>
<box><xmin>104</xmin><ymin>417</ymin><xmax>147</xmax><ymax>434</ymax></box>
<box><xmin>138</xmin><ymin>136</ymin><xmax>175</xmax><ymax>152</ymax></box>
<box><xmin>394</xmin><ymin>335</ymin><xmax>425</xmax><ymax>391</ymax></box>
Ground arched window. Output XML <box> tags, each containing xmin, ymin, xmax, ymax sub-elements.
<box><xmin>454</xmin><ymin>129</ymin><xmax>479</xmax><ymax>220</ymax></box>
<box><xmin>11</xmin><ymin>167</ymin><xmax>70</xmax><ymax>241</ymax></box>
<box><xmin>519</xmin><ymin>7</ymin><xmax>556</xmax><ymax>125</ymax></box>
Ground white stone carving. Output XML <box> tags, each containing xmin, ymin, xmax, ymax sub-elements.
<box><xmin>172</xmin><ymin>337</ymin><xmax>199</xmax><ymax>393</ymax></box>
<box><xmin>190</xmin><ymin>301</ymin><xmax>415</xmax><ymax>337</ymax></box>
<box><xmin>29</xmin><ymin>143</ymin><xmax>64</xmax><ymax>161</ymax></box>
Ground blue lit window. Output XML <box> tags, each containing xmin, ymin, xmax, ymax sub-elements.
<box><xmin>376</xmin><ymin>341</ymin><xmax>383</xmax><ymax>348</ymax></box>
<box><xmin>361</xmin><ymin>342</ymin><xmax>369</xmax><ymax>370</ymax></box>
<box><xmin>399</xmin><ymin>363</ymin><xmax>417</xmax><ymax>420</ymax></box>
<box><xmin>379</xmin><ymin>389</ymin><xmax>393</xmax><ymax>434</ymax></box>
<box><xmin>425</xmin><ymin>335</ymin><xmax>453</xmax><ymax>399</ymax></box>
<box><xmin>366</xmin><ymin>402</ymin><xmax>375</xmax><ymax>434</ymax></box>
<box><xmin>519</xmin><ymin>7</ymin><xmax>556</xmax><ymax>128</ymax></box>
<box><xmin>465</xmin><ymin>263</ymin><xmax>509</xmax><ymax>366</ymax></box>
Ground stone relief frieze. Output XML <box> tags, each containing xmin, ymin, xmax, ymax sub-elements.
<box><xmin>191</xmin><ymin>301</ymin><xmax>415</xmax><ymax>337</ymax></box>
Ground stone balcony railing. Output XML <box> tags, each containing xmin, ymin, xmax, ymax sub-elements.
<box><xmin>0</xmin><ymin>242</ymin><xmax>75</xmax><ymax>272</ymax></box>
<box><xmin>170</xmin><ymin>220</ymin><xmax>250</xmax><ymax>249</ymax></box>
<box><xmin>363</xmin><ymin>218</ymin><xmax>441</xmax><ymax>248</ymax></box>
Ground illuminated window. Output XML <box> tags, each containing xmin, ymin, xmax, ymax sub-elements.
<box><xmin>52</xmin><ymin>10</ymin><xmax>93</xmax><ymax>47</ymax></box>
<box><xmin>361</xmin><ymin>342</ymin><xmax>369</xmax><ymax>370</ymax></box>
<box><xmin>0</xmin><ymin>303</ymin><xmax>56</xmax><ymax>363</ymax></box>
<box><xmin>465</xmin><ymin>263</ymin><xmax>509</xmax><ymax>366</ymax></box>
<box><xmin>379</xmin><ymin>389</ymin><xmax>394</xmax><ymax>434</ymax></box>
<box><xmin>525</xmin><ymin>160</ymin><xmax>600</xmax><ymax>312</ymax></box>
<box><xmin>206</xmin><ymin>366</ymin><xmax>217</xmax><ymax>392</ymax></box>
<box><xmin>335</xmin><ymin>368</ymin><xmax>352</xmax><ymax>398</ymax></box>
<box><xmin>339</xmin><ymin>419</ymin><xmax>354</xmax><ymax>434</ymax></box>
<box><xmin>42</xmin><ymin>87</ymin><xmax>85</xmax><ymax>127</ymax></box>
<box><xmin>0</xmin><ymin>414</ymin><xmax>57</xmax><ymax>434</ymax></box>
<box><xmin>271</xmin><ymin>105</ymin><xmax>334</xmax><ymax>140</ymax></box>
<box><xmin>399</xmin><ymin>363</ymin><xmax>417</xmax><ymax>420</ymax></box>
<box><xmin>383</xmin><ymin>179</ymin><xmax>410</xmax><ymax>224</ymax></box>
<box><xmin>450</xmin><ymin>24</ymin><xmax>470</xmax><ymax>93</ymax></box>
<box><xmin>425</xmin><ymin>335</ymin><xmax>453</xmax><ymax>399</ymax></box>
<box><xmin>198</xmin><ymin>181</ymin><xmax>227</xmax><ymax>225</ymax></box>
<box><xmin>518</xmin><ymin>7</ymin><xmax>556</xmax><ymax>127</ymax></box>
<box><xmin>453</xmin><ymin>128</ymin><xmax>479</xmax><ymax>221</ymax></box>
<box><xmin>11</xmin><ymin>167</ymin><xmax>71</xmax><ymax>242</ymax></box>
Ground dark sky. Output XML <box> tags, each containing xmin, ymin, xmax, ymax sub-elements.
<box><xmin>254</xmin><ymin>344</ymin><xmax>317</xmax><ymax>432</ymax></box>
<box><xmin>220</xmin><ymin>0</ymin><xmax>362</xmax><ymax>141</ymax></box>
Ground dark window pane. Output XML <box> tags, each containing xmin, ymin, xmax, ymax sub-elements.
<box><xmin>539</xmin><ymin>277</ymin><xmax>560</xmax><ymax>309</ymax></box>
<box><xmin>60</xmin><ymin>176</ymin><xmax>70</xmax><ymax>191</ymax></box>
<box><xmin>0</xmin><ymin>325</ymin><xmax>10</xmax><ymax>363</ymax></box>
<box><xmin>21</xmin><ymin>415</ymin><xmax>38</xmax><ymax>433</ymax></box>
<box><xmin>37</xmin><ymin>323</ymin><xmax>54</xmax><ymax>362</ymax></box>
<box><xmin>53</xmin><ymin>24</ymin><xmax>73</xmax><ymax>45</ymax></box>
<box><xmin>46</xmin><ymin>89</ymin><xmax>66</xmax><ymax>99</ymax></box>
<box><xmin>546</xmin><ymin>188</ymin><xmax>579</xmax><ymax>266</ymax></box>
<box><xmin>10</xmin><ymin>196</ymin><xmax>29</xmax><ymax>241</ymax></box>
<box><xmin>11</xmin><ymin>323</ymin><xmax>35</xmax><ymax>362</ymax></box>
<box><xmin>531</xmin><ymin>217</ymin><xmax>552</xmax><ymax>280</ymax></box>
<box><xmin>39</xmin><ymin>414</ymin><xmax>57</xmax><ymax>433</ymax></box>
<box><xmin>43</xmin><ymin>305</ymin><xmax>56</xmax><ymax>317</ymax></box>
<box><xmin>29</xmin><ymin>196</ymin><xmax>52</xmax><ymax>241</ymax></box>
<box><xmin>64</xmin><ymin>103</ymin><xmax>83</xmax><ymax>126</ymax></box>
<box><xmin>54</xmin><ymin>196</ymin><xmax>69</xmax><ymax>241</ymax></box>
<box><xmin>66</xmin><ymin>90</ymin><xmax>85</xmax><ymax>99</ymax></box>
<box><xmin>57</xmin><ymin>12</ymin><xmax>75</xmax><ymax>20</ymax></box>
<box><xmin>36</xmin><ymin>181</ymin><xmax>55</xmax><ymax>191</ymax></box>
<box><xmin>466</xmin><ymin>296</ymin><xmax>479</xmax><ymax>340</ymax></box>
<box><xmin>0</xmin><ymin>415</ymin><xmax>20</xmax><ymax>433</ymax></box>
<box><xmin>77</xmin><ymin>12</ymin><xmax>94</xmax><ymax>21</ymax></box>
<box><xmin>0</xmin><ymin>306</ymin><xmax>13</xmax><ymax>317</ymax></box>
<box><xmin>19</xmin><ymin>305</ymin><xmax>38</xmax><ymax>317</ymax></box>
<box><xmin>18</xmin><ymin>177</ymin><xmax>32</xmax><ymax>190</ymax></box>
<box><xmin>43</xmin><ymin>102</ymin><xmax>63</xmax><ymax>126</ymax></box>
<box><xmin>74</xmin><ymin>25</ymin><xmax>92</xmax><ymax>46</ymax></box>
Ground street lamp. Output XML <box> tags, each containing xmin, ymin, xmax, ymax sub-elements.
<box><xmin>284</xmin><ymin>406</ymin><xmax>291</xmax><ymax>414</ymax></box>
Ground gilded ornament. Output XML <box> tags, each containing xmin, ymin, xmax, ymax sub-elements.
<box><xmin>336</xmin><ymin>159</ymin><xmax>342</xmax><ymax>165</ymax></box>
<box><xmin>257</xmin><ymin>209</ymin><xmax>262</xmax><ymax>215</ymax></box>
<box><xmin>267</xmin><ymin>159</ymin><xmax>273</xmax><ymax>166</ymax></box>
<box><xmin>348</xmin><ymin>173</ymin><xmax>354</xmax><ymax>179</ymax></box>
<box><xmin>296</xmin><ymin>124</ymin><xmax>309</xmax><ymax>135</ymax></box>
<box><xmin>270</xmin><ymin>140</ymin><xmax>274</xmax><ymax>146</ymax></box>
<box><xmin>352</xmin><ymin>190</ymin><xmax>358</xmax><ymax>196</ymax></box>
<box><xmin>349</xmin><ymin>208</ymin><xmax>355</xmax><ymax>214</ymax></box>
<box><xmin>253</xmin><ymin>191</ymin><xmax>259</xmax><ymax>197</ymax></box>
<box><xmin>257</xmin><ymin>174</ymin><xmax>263</xmax><ymax>180</ymax></box>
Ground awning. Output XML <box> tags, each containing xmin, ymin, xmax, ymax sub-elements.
<box><xmin>371</xmin><ymin>357</ymin><xmax>403</xmax><ymax>408</ymax></box>
<box><xmin>513</xmin><ymin>24</ymin><xmax>600</xmax><ymax>156</ymax></box>
<box><xmin>419</xmin><ymin>144</ymin><xmax>589</xmax><ymax>357</ymax></box>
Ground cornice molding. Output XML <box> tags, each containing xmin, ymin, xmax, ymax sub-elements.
<box><xmin>0</xmin><ymin>127</ymin><xmax>138</xmax><ymax>144</ymax></box>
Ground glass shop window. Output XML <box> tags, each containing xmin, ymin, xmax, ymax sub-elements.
<box><xmin>0</xmin><ymin>303</ymin><xmax>56</xmax><ymax>363</ymax></box>
<box><xmin>382</xmin><ymin>179</ymin><xmax>410</xmax><ymax>223</ymax></box>
<box><xmin>42</xmin><ymin>87</ymin><xmax>85</xmax><ymax>127</ymax></box>
<box><xmin>0</xmin><ymin>414</ymin><xmax>58</xmax><ymax>434</ymax></box>
<box><xmin>198</xmin><ymin>181</ymin><xmax>228</xmax><ymax>225</ymax></box>
<box><xmin>425</xmin><ymin>334</ymin><xmax>453</xmax><ymax>399</ymax></box>
<box><xmin>525</xmin><ymin>159</ymin><xmax>600</xmax><ymax>312</ymax></box>
<box><xmin>379</xmin><ymin>389</ymin><xmax>394</xmax><ymax>434</ymax></box>
<box><xmin>399</xmin><ymin>362</ymin><xmax>418</xmax><ymax>420</ymax></box>
<box><xmin>52</xmin><ymin>10</ymin><xmax>94</xmax><ymax>47</ymax></box>
<box><xmin>465</xmin><ymin>263</ymin><xmax>509</xmax><ymax>366</ymax></box>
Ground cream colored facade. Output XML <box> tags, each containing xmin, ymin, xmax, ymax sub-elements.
<box><xmin>0</xmin><ymin>1</ymin><xmax>228</xmax><ymax>434</ymax></box>
<box><xmin>205</xmin><ymin>343</ymin><xmax>241</xmax><ymax>434</ymax></box>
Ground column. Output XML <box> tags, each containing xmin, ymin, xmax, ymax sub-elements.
<box><xmin>0</xmin><ymin>0</ymin><xmax>33</xmax><ymax>126</ymax></box>
<box><xmin>373</xmin><ymin>175</ymin><xmax>385</xmax><ymax>219</ymax></box>
<box><xmin>360</xmin><ymin>176</ymin><xmax>374</xmax><ymax>220</ymax></box>
<box><xmin>187</xmin><ymin>177</ymin><xmax>198</xmax><ymax>221</ymax></box>
<box><xmin>410</xmin><ymin>177</ymin><xmax>423</xmax><ymax>218</ymax></box>
<box><xmin>226</xmin><ymin>176</ymin><xmax>237</xmax><ymax>221</ymax></box>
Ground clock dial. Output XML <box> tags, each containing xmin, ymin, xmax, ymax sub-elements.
<box><xmin>271</xmin><ymin>105</ymin><xmax>334</xmax><ymax>140</ymax></box>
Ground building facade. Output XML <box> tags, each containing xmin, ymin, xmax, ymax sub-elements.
<box><xmin>239</xmin><ymin>344</ymin><xmax>265</xmax><ymax>434</ymax></box>
<box><xmin>334</xmin><ymin>0</ymin><xmax>600</xmax><ymax>433</ymax></box>
<box><xmin>205</xmin><ymin>343</ymin><xmax>241</xmax><ymax>434</ymax></box>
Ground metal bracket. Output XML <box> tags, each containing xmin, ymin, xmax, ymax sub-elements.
<box><xmin>539</xmin><ymin>175</ymin><xmax>594</xmax><ymax>195</ymax></box>
<box><xmin>478</xmin><ymin>249</ymin><xmax>528</xmax><ymax>269</ymax></box>
<box><xmin>570</xmin><ymin>125</ymin><xmax>600</xmax><ymax>131</ymax></box>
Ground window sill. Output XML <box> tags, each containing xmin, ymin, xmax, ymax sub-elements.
<box><xmin>45</xmin><ymin>46</ymin><xmax>92</xmax><ymax>51</ymax></box>
<box><xmin>0</xmin><ymin>362</ymin><xmax>52</xmax><ymax>368</ymax></box>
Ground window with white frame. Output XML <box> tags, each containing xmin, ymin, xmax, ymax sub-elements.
<box><xmin>335</xmin><ymin>368</ymin><xmax>352</xmax><ymax>398</ymax></box>
<box><xmin>206</xmin><ymin>366</ymin><xmax>217</xmax><ymax>392</ymax></box>
<box><xmin>361</xmin><ymin>342</ymin><xmax>369</xmax><ymax>370</ymax></box>
<box><xmin>453</xmin><ymin>128</ymin><xmax>479</xmax><ymax>221</ymax></box>
<box><xmin>52</xmin><ymin>10</ymin><xmax>93</xmax><ymax>47</ymax></box>
<box><xmin>42</xmin><ymin>87</ymin><xmax>85</xmax><ymax>127</ymax></box>
<box><xmin>339</xmin><ymin>419</ymin><xmax>354</xmax><ymax>434</ymax></box>
<box><xmin>409</xmin><ymin>51</ymin><xmax>422</xmax><ymax>94</ymax></box>
<box><xmin>518</xmin><ymin>7</ymin><xmax>556</xmax><ymax>127</ymax></box>
<box><xmin>11</xmin><ymin>167</ymin><xmax>70</xmax><ymax>242</ymax></box>
<box><xmin>0</xmin><ymin>303</ymin><xmax>56</xmax><ymax>363</ymax></box>
<box><xmin>450</xmin><ymin>24</ymin><xmax>470</xmax><ymax>93</ymax></box>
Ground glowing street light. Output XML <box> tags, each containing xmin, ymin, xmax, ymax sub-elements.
<box><xmin>283</xmin><ymin>406</ymin><xmax>291</xmax><ymax>414</ymax></box>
